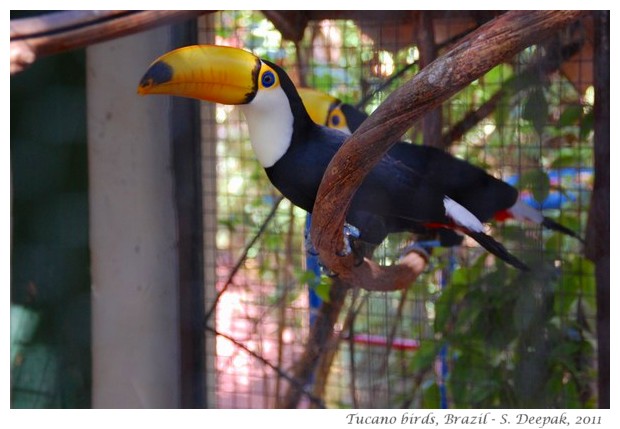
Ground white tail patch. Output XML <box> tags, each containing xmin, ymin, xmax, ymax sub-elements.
<box><xmin>443</xmin><ymin>196</ymin><xmax>484</xmax><ymax>232</ymax></box>
<box><xmin>507</xmin><ymin>199</ymin><xmax>544</xmax><ymax>224</ymax></box>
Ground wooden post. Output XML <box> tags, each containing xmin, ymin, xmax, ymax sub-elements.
<box><xmin>586</xmin><ymin>10</ymin><xmax>609</xmax><ymax>409</ymax></box>
<box><xmin>88</xmin><ymin>28</ymin><xmax>181</xmax><ymax>408</ymax></box>
<box><xmin>416</xmin><ymin>11</ymin><xmax>443</xmax><ymax>148</ymax></box>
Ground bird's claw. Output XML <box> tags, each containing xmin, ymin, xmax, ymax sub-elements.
<box><xmin>306</xmin><ymin>223</ymin><xmax>362</xmax><ymax>275</ymax></box>
<box><xmin>337</xmin><ymin>223</ymin><xmax>361</xmax><ymax>257</ymax></box>
<box><xmin>322</xmin><ymin>266</ymin><xmax>339</xmax><ymax>278</ymax></box>
<box><xmin>304</xmin><ymin>231</ymin><xmax>319</xmax><ymax>257</ymax></box>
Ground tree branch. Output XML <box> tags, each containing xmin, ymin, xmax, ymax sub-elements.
<box><xmin>10</xmin><ymin>10</ymin><xmax>212</xmax><ymax>74</ymax></box>
<box><xmin>310</xmin><ymin>10</ymin><xmax>588</xmax><ymax>292</ymax></box>
<box><xmin>204</xmin><ymin>195</ymin><xmax>284</xmax><ymax>322</ymax></box>
<box><xmin>279</xmin><ymin>279</ymin><xmax>349</xmax><ymax>407</ymax></box>
<box><xmin>205</xmin><ymin>325</ymin><xmax>326</xmax><ymax>408</ymax></box>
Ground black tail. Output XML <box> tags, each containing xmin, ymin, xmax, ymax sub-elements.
<box><xmin>467</xmin><ymin>231</ymin><xmax>530</xmax><ymax>271</ymax></box>
<box><xmin>542</xmin><ymin>217</ymin><xmax>584</xmax><ymax>243</ymax></box>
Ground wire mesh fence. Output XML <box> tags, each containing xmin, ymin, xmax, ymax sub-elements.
<box><xmin>199</xmin><ymin>11</ymin><xmax>596</xmax><ymax>409</ymax></box>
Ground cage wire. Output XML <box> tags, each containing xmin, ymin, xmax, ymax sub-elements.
<box><xmin>199</xmin><ymin>11</ymin><xmax>596</xmax><ymax>409</ymax></box>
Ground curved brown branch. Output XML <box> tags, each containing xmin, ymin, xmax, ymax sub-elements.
<box><xmin>310</xmin><ymin>10</ymin><xmax>588</xmax><ymax>292</ymax></box>
<box><xmin>10</xmin><ymin>10</ymin><xmax>212</xmax><ymax>75</ymax></box>
<box><xmin>10</xmin><ymin>10</ymin><xmax>129</xmax><ymax>39</ymax></box>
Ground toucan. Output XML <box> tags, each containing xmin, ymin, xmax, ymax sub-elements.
<box><xmin>138</xmin><ymin>45</ymin><xmax>536</xmax><ymax>270</ymax></box>
<box><xmin>299</xmin><ymin>87</ymin><xmax>465</xmax><ymax>248</ymax></box>
<box><xmin>298</xmin><ymin>87</ymin><xmax>583</xmax><ymax>244</ymax></box>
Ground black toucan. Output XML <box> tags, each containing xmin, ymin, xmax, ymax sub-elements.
<box><xmin>298</xmin><ymin>87</ymin><xmax>583</xmax><ymax>244</ymax></box>
<box><xmin>299</xmin><ymin>87</ymin><xmax>465</xmax><ymax>248</ymax></box>
<box><xmin>138</xmin><ymin>45</ymin><xmax>534</xmax><ymax>270</ymax></box>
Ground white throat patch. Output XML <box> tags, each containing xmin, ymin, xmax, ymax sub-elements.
<box><xmin>239</xmin><ymin>86</ymin><xmax>294</xmax><ymax>168</ymax></box>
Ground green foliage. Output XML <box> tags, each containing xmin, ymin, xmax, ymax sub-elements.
<box><xmin>419</xmin><ymin>247</ymin><xmax>596</xmax><ymax>408</ymax></box>
<box><xmin>314</xmin><ymin>275</ymin><xmax>333</xmax><ymax>303</ymax></box>
<box><xmin>494</xmin><ymin>91</ymin><xmax>512</xmax><ymax>131</ymax></box>
<box><xmin>420</xmin><ymin>381</ymin><xmax>442</xmax><ymax>408</ymax></box>
<box><xmin>522</xmin><ymin>88</ymin><xmax>549</xmax><ymax>136</ymax></box>
<box><xmin>299</xmin><ymin>270</ymin><xmax>332</xmax><ymax>303</ymax></box>
<box><xmin>558</xmin><ymin>104</ymin><xmax>583</xmax><ymax>127</ymax></box>
<box><xmin>410</xmin><ymin>341</ymin><xmax>443</xmax><ymax>373</ymax></box>
<box><xmin>518</xmin><ymin>168</ymin><xmax>551</xmax><ymax>204</ymax></box>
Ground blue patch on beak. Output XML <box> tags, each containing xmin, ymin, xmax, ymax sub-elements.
<box><xmin>139</xmin><ymin>61</ymin><xmax>173</xmax><ymax>89</ymax></box>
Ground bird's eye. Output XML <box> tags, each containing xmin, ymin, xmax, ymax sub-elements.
<box><xmin>261</xmin><ymin>71</ymin><xmax>276</xmax><ymax>88</ymax></box>
<box><xmin>330</xmin><ymin>114</ymin><xmax>341</xmax><ymax>127</ymax></box>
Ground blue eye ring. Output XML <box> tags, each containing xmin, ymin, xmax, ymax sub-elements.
<box><xmin>261</xmin><ymin>70</ymin><xmax>276</xmax><ymax>88</ymax></box>
<box><xmin>330</xmin><ymin>114</ymin><xmax>341</xmax><ymax>126</ymax></box>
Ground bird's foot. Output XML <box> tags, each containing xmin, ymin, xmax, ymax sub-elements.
<box><xmin>321</xmin><ymin>264</ymin><xmax>340</xmax><ymax>278</ymax></box>
<box><xmin>305</xmin><ymin>223</ymin><xmax>360</xmax><ymax>257</ymax></box>
<box><xmin>304</xmin><ymin>231</ymin><xmax>319</xmax><ymax>257</ymax></box>
<box><xmin>399</xmin><ymin>241</ymin><xmax>431</xmax><ymax>263</ymax></box>
<box><xmin>306</xmin><ymin>224</ymin><xmax>363</xmax><ymax>275</ymax></box>
<box><xmin>337</xmin><ymin>223</ymin><xmax>361</xmax><ymax>257</ymax></box>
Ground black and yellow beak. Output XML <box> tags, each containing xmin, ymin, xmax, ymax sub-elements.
<box><xmin>138</xmin><ymin>45</ymin><xmax>262</xmax><ymax>105</ymax></box>
<box><xmin>297</xmin><ymin>87</ymin><xmax>350</xmax><ymax>132</ymax></box>
<box><xmin>297</xmin><ymin>88</ymin><xmax>339</xmax><ymax>126</ymax></box>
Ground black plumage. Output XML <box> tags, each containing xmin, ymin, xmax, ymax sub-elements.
<box><xmin>263</xmin><ymin>60</ymin><xmax>528</xmax><ymax>269</ymax></box>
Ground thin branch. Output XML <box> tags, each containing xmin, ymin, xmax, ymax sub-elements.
<box><xmin>309</xmin><ymin>287</ymin><xmax>362</xmax><ymax>402</ymax></box>
<box><xmin>280</xmin><ymin>279</ymin><xmax>350</xmax><ymax>408</ymax></box>
<box><xmin>205</xmin><ymin>325</ymin><xmax>326</xmax><ymax>408</ymax></box>
<box><xmin>310</xmin><ymin>10</ymin><xmax>588</xmax><ymax>292</ymax></box>
<box><xmin>355</xmin><ymin>61</ymin><xmax>418</xmax><ymax>110</ymax></box>
<box><xmin>379</xmin><ymin>287</ymin><xmax>411</xmax><ymax>374</ymax></box>
<box><xmin>441</xmin><ymin>37</ymin><xmax>585</xmax><ymax>149</ymax></box>
<box><xmin>354</xmin><ymin>25</ymin><xmax>484</xmax><ymax>111</ymax></box>
<box><xmin>204</xmin><ymin>195</ymin><xmax>284</xmax><ymax>322</ymax></box>
<box><xmin>274</xmin><ymin>202</ymin><xmax>297</xmax><ymax>404</ymax></box>
<box><xmin>346</xmin><ymin>289</ymin><xmax>366</xmax><ymax>409</ymax></box>
<box><xmin>10</xmin><ymin>10</ymin><xmax>212</xmax><ymax>74</ymax></box>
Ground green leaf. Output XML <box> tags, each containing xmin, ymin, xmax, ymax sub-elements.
<box><xmin>455</xmin><ymin>301</ymin><xmax>482</xmax><ymax>333</ymax></box>
<box><xmin>494</xmin><ymin>92</ymin><xmax>512</xmax><ymax>130</ymax></box>
<box><xmin>558</xmin><ymin>105</ymin><xmax>583</xmax><ymax>127</ymax></box>
<box><xmin>579</xmin><ymin>109</ymin><xmax>594</xmax><ymax>140</ymax></box>
<box><xmin>410</xmin><ymin>341</ymin><xmax>442</xmax><ymax>373</ymax></box>
<box><xmin>313</xmin><ymin>275</ymin><xmax>332</xmax><ymax>303</ymax></box>
<box><xmin>434</xmin><ymin>277</ymin><xmax>469</xmax><ymax>332</ymax></box>
<box><xmin>485</xmin><ymin>63</ymin><xmax>513</xmax><ymax>85</ymax></box>
<box><xmin>523</xmin><ymin>88</ymin><xmax>548</xmax><ymax>135</ymax></box>
<box><xmin>518</xmin><ymin>168</ymin><xmax>551</xmax><ymax>204</ymax></box>
<box><xmin>550</xmin><ymin>152</ymin><xmax>582</xmax><ymax>169</ymax></box>
<box><xmin>298</xmin><ymin>270</ymin><xmax>320</xmax><ymax>286</ymax></box>
<box><xmin>420</xmin><ymin>382</ymin><xmax>441</xmax><ymax>409</ymax></box>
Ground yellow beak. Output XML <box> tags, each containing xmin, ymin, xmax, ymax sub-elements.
<box><xmin>297</xmin><ymin>87</ymin><xmax>340</xmax><ymax>126</ymax></box>
<box><xmin>138</xmin><ymin>45</ymin><xmax>261</xmax><ymax>105</ymax></box>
